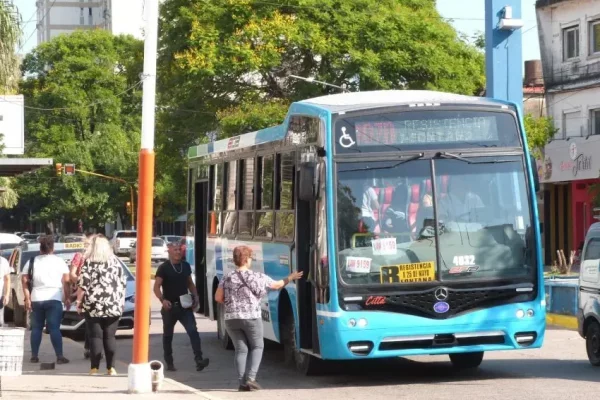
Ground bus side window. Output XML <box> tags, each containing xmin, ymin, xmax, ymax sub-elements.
<box><xmin>255</xmin><ymin>155</ymin><xmax>275</xmax><ymax>239</ymax></box>
<box><xmin>208</xmin><ymin>164</ymin><xmax>223</xmax><ymax>236</ymax></box>
<box><xmin>275</xmin><ymin>152</ymin><xmax>295</xmax><ymax>241</ymax></box>
<box><xmin>239</xmin><ymin>158</ymin><xmax>255</xmax><ymax>237</ymax></box>
<box><xmin>223</xmin><ymin>161</ymin><xmax>238</xmax><ymax>236</ymax></box>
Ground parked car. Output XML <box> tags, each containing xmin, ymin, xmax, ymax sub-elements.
<box><xmin>4</xmin><ymin>242</ymin><xmax>137</xmax><ymax>335</ymax></box>
<box><xmin>129</xmin><ymin>237</ymin><xmax>168</xmax><ymax>264</ymax></box>
<box><xmin>160</xmin><ymin>235</ymin><xmax>183</xmax><ymax>245</ymax></box>
<box><xmin>577</xmin><ymin>222</ymin><xmax>600</xmax><ymax>366</ymax></box>
<box><xmin>14</xmin><ymin>232</ymin><xmax>29</xmax><ymax>238</ymax></box>
<box><xmin>21</xmin><ymin>233</ymin><xmax>42</xmax><ymax>244</ymax></box>
<box><xmin>109</xmin><ymin>230</ymin><xmax>137</xmax><ymax>256</ymax></box>
<box><xmin>58</xmin><ymin>234</ymin><xmax>86</xmax><ymax>243</ymax></box>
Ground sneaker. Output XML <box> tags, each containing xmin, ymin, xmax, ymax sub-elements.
<box><xmin>107</xmin><ymin>368</ymin><xmax>117</xmax><ymax>376</ymax></box>
<box><xmin>30</xmin><ymin>356</ymin><xmax>39</xmax><ymax>363</ymax></box>
<box><xmin>195</xmin><ymin>358</ymin><xmax>209</xmax><ymax>371</ymax></box>
<box><xmin>56</xmin><ymin>357</ymin><xmax>70</xmax><ymax>365</ymax></box>
<box><xmin>166</xmin><ymin>364</ymin><xmax>177</xmax><ymax>372</ymax></box>
<box><xmin>246</xmin><ymin>379</ymin><xmax>262</xmax><ymax>391</ymax></box>
<box><xmin>89</xmin><ymin>368</ymin><xmax>99</xmax><ymax>375</ymax></box>
<box><xmin>238</xmin><ymin>384</ymin><xmax>251</xmax><ymax>392</ymax></box>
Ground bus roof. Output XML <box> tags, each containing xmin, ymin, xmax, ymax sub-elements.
<box><xmin>188</xmin><ymin>90</ymin><xmax>512</xmax><ymax>160</ymax></box>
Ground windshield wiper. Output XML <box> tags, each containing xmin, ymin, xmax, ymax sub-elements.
<box><xmin>341</xmin><ymin>153</ymin><xmax>424</xmax><ymax>173</ymax></box>
<box><xmin>435</xmin><ymin>152</ymin><xmax>514</xmax><ymax>164</ymax></box>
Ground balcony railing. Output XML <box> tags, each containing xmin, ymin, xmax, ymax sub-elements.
<box><xmin>544</xmin><ymin>60</ymin><xmax>600</xmax><ymax>89</ymax></box>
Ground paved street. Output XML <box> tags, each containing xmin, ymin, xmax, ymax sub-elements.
<box><xmin>90</xmin><ymin>282</ymin><xmax>600</xmax><ymax>400</ymax></box>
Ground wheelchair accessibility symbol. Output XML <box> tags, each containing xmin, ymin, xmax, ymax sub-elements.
<box><xmin>339</xmin><ymin>127</ymin><xmax>355</xmax><ymax>148</ymax></box>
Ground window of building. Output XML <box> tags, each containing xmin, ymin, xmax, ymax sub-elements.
<box><xmin>239</xmin><ymin>158</ymin><xmax>255</xmax><ymax>236</ymax></box>
<box><xmin>89</xmin><ymin>8</ymin><xmax>93</xmax><ymax>25</ymax></box>
<box><xmin>592</xmin><ymin>109</ymin><xmax>600</xmax><ymax>136</ymax></box>
<box><xmin>275</xmin><ymin>152</ymin><xmax>295</xmax><ymax>241</ymax></box>
<box><xmin>223</xmin><ymin>161</ymin><xmax>238</xmax><ymax>235</ymax></box>
<box><xmin>80</xmin><ymin>8</ymin><xmax>85</xmax><ymax>25</ymax></box>
<box><xmin>562</xmin><ymin>111</ymin><xmax>581</xmax><ymax>138</ymax></box>
<box><xmin>563</xmin><ymin>25</ymin><xmax>580</xmax><ymax>60</ymax></box>
<box><xmin>590</xmin><ymin>20</ymin><xmax>600</xmax><ymax>55</ymax></box>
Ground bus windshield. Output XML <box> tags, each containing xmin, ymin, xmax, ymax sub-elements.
<box><xmin>336</xmin><ymin>155</ymin><xmax>536</xmax><ymax>286</ymax></box>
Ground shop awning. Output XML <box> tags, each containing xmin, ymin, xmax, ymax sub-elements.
<box><xmin>0</xmin><ymin>158</ymin><xmax>53</xmax><ymax>177</ymax></box>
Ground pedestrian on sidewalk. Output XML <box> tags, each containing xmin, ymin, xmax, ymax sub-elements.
<box><xmin>0</xmin><ymin>250</ymin><xmax>11</xmax><ymax>327</ymax></box>
<box><xmin>20</xmin><ymin>235</ymin><xmax>71</xmax><ymax>364</ymax></box>
<box><xmin>215</xmin><ymin>245</ymin><xmax>303</xmax><ymax>392</ymax></box>
<box><xmin>153</xmin><ymin>242</ymin><xmax>209</xmax><ymax>372</ymax></box>
<box><xmin>69</xmin><ymin>234</ymin><xmax>97</xmax><ymax>359</ymax></box>
<box><xmin>75</xmin><ymin>234</ymin><xmax>127</xmax><ymax>376</ymax></box>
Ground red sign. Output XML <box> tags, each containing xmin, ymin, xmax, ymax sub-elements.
<box><xmin>365</xmin><ymin>296</ymin><xmax>386</xmax><ymax>306</ymax></box>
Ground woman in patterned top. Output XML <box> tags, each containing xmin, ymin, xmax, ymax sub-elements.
<box><xmin>215</xmin><ymin>246</ymin><xmax>303</xmax><ymax>392</ymax></box>
<box><xmin>75</xmin><ymin>234</ymin><xmax>127</xmax><ymax>376</ymax></box>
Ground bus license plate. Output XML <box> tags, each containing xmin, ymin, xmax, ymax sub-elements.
<box><xmin>380</xmin><ymin>262</ymin><xmax>435</xmax><ymax>283</ymax></box>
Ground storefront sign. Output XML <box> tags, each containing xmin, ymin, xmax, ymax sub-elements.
<box><xmin>540</xmin><ymin>139</ymin><xmax>600</xmax><ymax>183</ymax></box>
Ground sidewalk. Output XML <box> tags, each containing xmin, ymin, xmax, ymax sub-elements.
<box><xmin>1</xmin><ymin>332</ymin><xmax>210</xmax><ymax>399</ymax></box>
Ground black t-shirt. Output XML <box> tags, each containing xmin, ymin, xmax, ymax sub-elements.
<box><xmin>156</xmin><ymin>261</ymin><xmax>192</xmax><ymax>303</ymax></box>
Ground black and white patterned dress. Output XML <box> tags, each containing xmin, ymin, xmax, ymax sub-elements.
<box><xmin>78</xmin><ymin>256</ymin><xmax>127</xmax><ymax>318</ymax></box>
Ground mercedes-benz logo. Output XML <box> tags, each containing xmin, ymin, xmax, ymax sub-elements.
<box><xmin>434</xmin><ymin>287</ymin><xmax>449</xmax><ymax>301</ymax></box>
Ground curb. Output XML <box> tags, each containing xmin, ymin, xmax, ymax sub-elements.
<box><xmin>546</xmin><ymin>313</ymin><xmax>578</xmax><ymax>330</ymax></box>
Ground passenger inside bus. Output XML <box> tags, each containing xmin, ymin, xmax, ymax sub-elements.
<box><xmin>437</xmin><ymin>176</ymin><xmax>484</xmax><ymax>223</ymax></box>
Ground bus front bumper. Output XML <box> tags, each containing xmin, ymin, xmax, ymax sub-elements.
<box><xmin>317</xmin><ymin>301</ymin><xmax>546</xmax><ymax>360</ymax></box>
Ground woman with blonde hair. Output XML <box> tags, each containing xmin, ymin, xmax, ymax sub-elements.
<box><xmin>76</xmin><ymin>234</ymin><xmax>127</xmax><ymax>376</ymax></box>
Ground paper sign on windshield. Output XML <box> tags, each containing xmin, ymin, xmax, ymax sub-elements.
<box><xmin>346</xmin><ymin>257</ymin><xmax>372</xmax><ymax>274</ymax></box>
<box><xmin>372</xmin><ymin>237</ymin><xmax>397</xmax><ymax>256</ymax></box>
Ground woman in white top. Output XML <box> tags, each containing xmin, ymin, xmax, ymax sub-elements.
<box><xmin>21</xmin><ymin>235</ymin><xmax>71</xmax><ymax>364</ymax></box>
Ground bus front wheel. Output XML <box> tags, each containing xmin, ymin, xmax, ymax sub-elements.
<box><xmin>216</xmin><ymin>303</ymin><xmax>233</xmax><ymax>350</ymax></box>
<box><xmin>281</xmin><ymin>311</ymin><xmax>322</xmax><ymax>375</ymax></box>
<box><xmin>449</xmin><ymin>352</ymin><xmax>484</xmax><ymax>369</ymax></box>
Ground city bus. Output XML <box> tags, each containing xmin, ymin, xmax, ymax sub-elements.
<box><xmin>186</xmin><ymin>90</ymin><xmax>545</xmax><ymax>374</ymax></box>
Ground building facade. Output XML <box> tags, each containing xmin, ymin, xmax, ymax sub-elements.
<box><xmin>36</xmin><ymin>0</ymin><xmax>144</xmax><ymax>44</ymax></box>
<box><xmin>536</xmin><ymin>0</ymin><xmax>600</xmax><ymax>265</ymax></box>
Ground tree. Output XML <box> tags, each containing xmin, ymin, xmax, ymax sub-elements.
<box><xmin>155</xmin><ymin>0</ymin><xmax>486</xmax><ymax>219</ymax></box>
<box><xmin>0</xmin><ymin>0</ymin><xmax>21</xmax><ymax>93</ymax></box>
<box><xmin>523</xmin><ymin>114</ymin><xmax>557</xmax><ymax>158</ymax></box>
<box><xmin>16</xmin><ymin>30</ymin><xmax>144</xmax><ymax>231</ymax></box>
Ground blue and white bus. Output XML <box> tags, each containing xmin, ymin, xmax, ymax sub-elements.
<box><xmin>186</xmin><ymin>90</ymin><xmax>545</xmax><ymax>374</ymax></box>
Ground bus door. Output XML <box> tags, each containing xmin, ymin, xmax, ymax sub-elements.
<box><xmin>296</xmin><ymin>163</ymin><xmax>320</xmax><ymax>355</ymax></box>
<box><xmin>194</xmin><ymin>180</ymin><xmax>209</xmax><ymax>316</ymax></box>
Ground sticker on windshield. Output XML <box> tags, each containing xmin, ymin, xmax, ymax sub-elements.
<box><xmin>346</xmin><ymin>257</ymin><xmax>372</xmax><ymax>274</ymax></box>
<box><xmin>339</xmin><ymin>127</ymin><xmax>356</xmax><ymax>148</ymax></box>
<box><xmin>372</xmin><ymin>237</ymin><xmax>397</xmax><ymax>256</ymax></box>
<box><xmin>452</xmin><ymin>255</ymin><xmax>475</xmax><ymax>266</ymax></box>
<box><xmin>449</xmin><ymin>265</ymin><xmax>480</xmax><ymax>274</ymax></box>
<box><xmin>63</xmin><ymin>242</ymin><xmax>85</xmax><ymax>249</ymax></box>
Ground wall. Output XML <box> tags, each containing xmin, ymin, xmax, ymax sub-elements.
<box><xmin>110</xmin><ymin>0</ymin><xmax>145</xmax><ymax>39</ymax></box>
<box><xmin>0</xmin><ymin>96</ymin><xmax>24</xmax><ymax>155</ymax></box>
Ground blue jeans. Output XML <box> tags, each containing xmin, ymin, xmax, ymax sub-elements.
<box><xmin>161</xmin><ymin>305</ymin><xmax>203</xmax><ymax>365</ymax></box>
<box><xmin>31</xmin><ymin>300</ymin><xmax>64</xmax><ymax>358</ymax></box>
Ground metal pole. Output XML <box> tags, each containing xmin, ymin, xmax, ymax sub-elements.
<box><xmin>127</xmin><ymin>0</ymin><xmax>158</xmax><ymax>393</ymax></box>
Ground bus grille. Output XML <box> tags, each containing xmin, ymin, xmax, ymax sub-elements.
<box><xmin>364</xmin><ymin>287</ymin><xmax>534</xmax><ymax>319</ymax></box>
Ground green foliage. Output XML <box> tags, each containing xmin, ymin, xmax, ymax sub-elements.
<box><xmin>16</xmin><ymin>30</ymin><xmax>143</xmax><ymax>229</ymax></box>
<box><xmin>156</xmin><ymin>0</ymin><xmax>485</xmax><ymax>219</ymax></box>
<box><xmin>0</xmin><ymin>1</ymin><xmax>21</xmax><ymax>93</ymax></box>
<box><xmin>524</xmin><ymin>114</ymin><xmax>558</xmax><ymax>158</ymax></box>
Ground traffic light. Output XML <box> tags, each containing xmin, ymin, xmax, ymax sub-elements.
<box><xmin>64</xmin><ymin>164</ymin><xmax>75</xmax><ymax>176</ymax></box>
<box><xmin>126</xmin><ymin>201</ymin><xmax>132</xmax><ymax>215</ymax></box>
<box><xmin>55</xmin><ymin>163</ymin><xmax>62</xmax><ymax>176</ymax></box>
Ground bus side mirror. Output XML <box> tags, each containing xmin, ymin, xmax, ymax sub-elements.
<box><xmin>530</xmin><ymin>155</ymin><xmax>540</xmax><ymax>193</ymax></box>
<box><xmin>299</xmin><ymin>162</ymin><xmax>317</xmax><ymax>202</ymax></box>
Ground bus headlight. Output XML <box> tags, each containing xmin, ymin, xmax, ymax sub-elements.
<box><xmin>516</xmin><ymin>309</ymin><xmax>525</xmax><ymax>318</ymax></box>
<box><xmin>526</xmin><ymin>309</ymin><xmax>535</xmax><ymax>317</ymax></box>
<box><xmin>357</xmin><ymin>318</ymin><xmax>368</xmax><ymax>328</ymax></box>
<box><xmin>348</xmin><ymin>319</ymin><xmax>357</xmax><ymax>327</ymax></box>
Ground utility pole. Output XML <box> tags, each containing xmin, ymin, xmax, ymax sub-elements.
<box><xmin>485</xmin><ymin>0</ymin><xmax>524</xmax><ymax>105</ymax></box>
<box><xmin>127</xmin><ymin>0</ymin><xmax>158</xmax><ymax>393</ymax></box>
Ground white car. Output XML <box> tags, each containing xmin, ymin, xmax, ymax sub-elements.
<box><xmin>110</xmin><ymin>230</ymin><xmax>137</xmax><ymax>256</ymax></box>
<box><xmin>129</xmin><ymin>237</ymin><xmax>168</xmax><ymax>264</ymax></box>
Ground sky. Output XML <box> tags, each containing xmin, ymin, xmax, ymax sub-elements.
<box><xmin>15</xmin><ymin>0</ymin><xmax>541</xmax><ymax>60</ymax></box>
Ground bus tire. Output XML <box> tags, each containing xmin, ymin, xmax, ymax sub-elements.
<box><xmin>216</xmin><ymin>302</ymin><xmax>233</xmax><ymax>350</ymax></box>
<box><xmin>449</xmin><ymin>351</ymin><xmax>484</xmax><ymax>369</ymax></box>
<box><xmin>280</xmin><ymin>304</ymin><xmax>322</xmax><ymax>375</ymax></box>
<box><xmin>585</xmin><ymin>321</ymin><xmax>600</xmax><ymax>366</ymax></box>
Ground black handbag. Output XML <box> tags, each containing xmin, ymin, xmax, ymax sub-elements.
<box><xmin>27</xmin><ymin>256</ymin><xmax>36</xmax><ymax>293</ymax></box>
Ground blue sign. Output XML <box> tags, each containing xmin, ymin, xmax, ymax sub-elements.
<box><xmin>433</xmin><ymin>302</ymin><xmax>450</xmax><ymax>313</ymax></box>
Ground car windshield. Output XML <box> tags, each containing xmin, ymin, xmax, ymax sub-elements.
<box><xmin>117</xmin><ymin>232</ymin><xmax>137</xmax><ymax>238</ymax></box>
<box><xmin>336</xmin><ymin>155</ymin><xmax>536</xmax><ymax>286</ymax></box>
<box><xmin>165</xmin><ymin>236</ymin><xmax>181</xmax><ymax>243</ymax></box>
<box><xmin>152</xmin><ymin>239</ymin><xmax>164</xmax><ymax>246</ymax></box>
